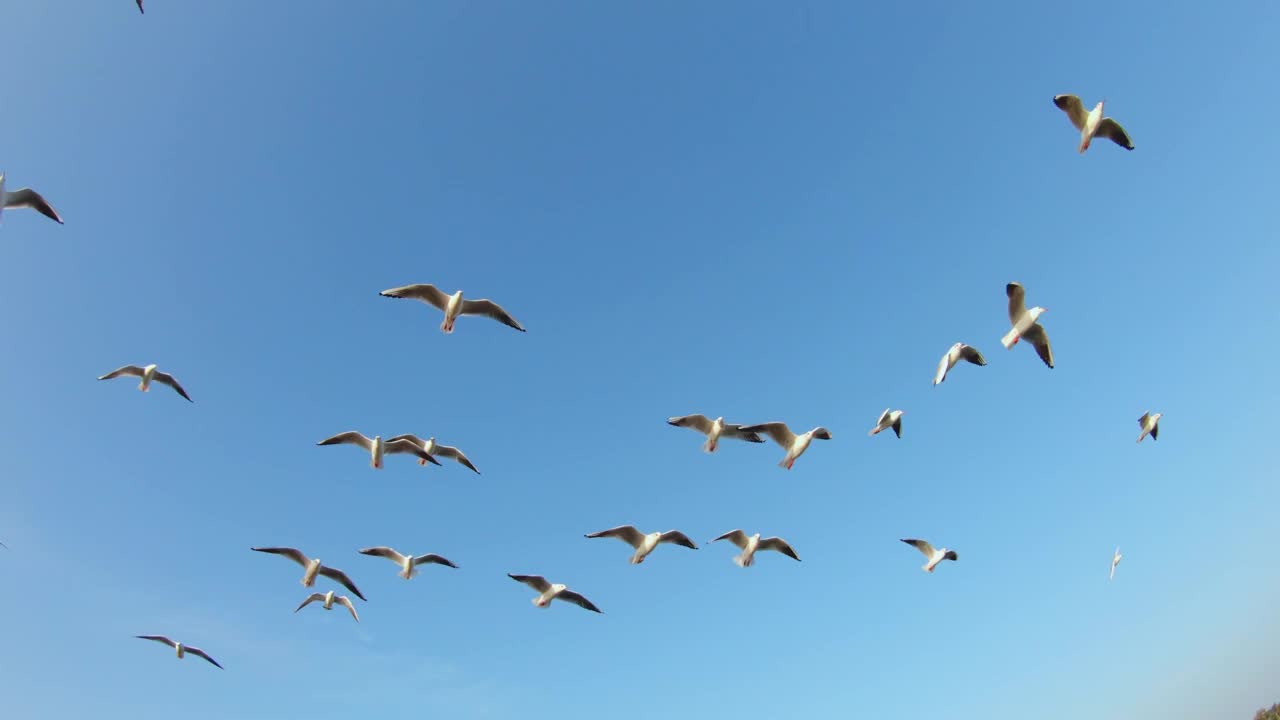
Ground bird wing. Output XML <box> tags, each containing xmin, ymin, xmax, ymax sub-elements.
<box><xmin>934</xmin><ymin>349</ymin><xmax>953</xmax><ymax>385</ymax></box>
<box><xmin>378</xmin><ymin>283</ymin><xmax>450</xmax><ymax>310</ymax></box>
<box><xmin>316</xmin><ymin>431</ymin><xmax>373</xmax><ymax>450</ymax></box>
<box><xmin>1006</xmin><ymin>282</ymin><xmax>1028</xmax><ymax>324</ymax></box>
<box><xmin>737</xmin><ymin>422</ymin><xmax>796</xmax><ymax>448</ymax></box>
<box><xmin>358</xmin><ymin>546</ymin><xmax>408</xmax><ymax>565</ymax></box>
<box><xmin>658</xmin><ymin>530</ymin><xmax>698</xmax><ymax>550</ymax></box>
<box><xmin>508</xmin><ymin>574</ymin><xmax>552</xmax><ymax>593</ymax></box>
<box><xmin>413</xmin><ymin>553</ymin><xmax>459</xmax><ymax>568</ymax></box>
<box><xmin>711</xmin><ymin>529</ymin><xmax>750</xmax><ymax>549</ymax></box>
<box><xmin>1137</xmin><ymin>413</ymin><xmax>1150</xmax><ymax>428</ymax></box>
<box><xmin>892</xmin><ymin>415</ymin><xmax>903</xmax><ymax>439</ymax></box>
<box><xmin>666</xmin><ymin>414</ymin><xmax>713</xmax><ymax>434</ymax></box>
<box><xmin>3</xmin><ymin>188</ymin><xmax>64</xmax><ymax>224</ymax></box>
<box><xmin>942</xmin><ymin>550</ymin><xmax>959</xmax><ymax>562</ymax></box>
<box><xmin>251</xmin><ymin>546</ymin><xmax>311</xmax><ymax>568</ymax></box>
<box><xmin>135</xmin><ymin>635</ymin><xmax>176</xmax><ymax>648</ymax></box>
<box><xmin>387</xmin><ymin>433</ymin><xmax>425</xmax><ymax>446</ymax></box>
<box><xmin>294</xmin><ymin>593</ymin><xmax>326</xmax><ymax>612</ymax></box>
<box><xmin>556</xmin><ymin>589</ymin><xmax>603</xmax><ymax>613</ymax></box>
<box><xmin>184</xmin><ymin>646</ymin><xmax>224</xmax><ymax>669</ymax></box>
<box><xmin>459</xmin><ymin>298</ymin><xmax>526</xmax><ymax>332</ymax></box>
<box><xmin>1096</xmin><ymin>117</ymin><xmax>1134</xmax><ymax>150</ymax></box>
<box><xmin>759</xmin><ymin>536</ymin><xmax>801</xmax><ymax>561</ymax></box>
<box><xmin>870</xmin><ymin>408</ymin><xmax>890</xmax><ymax>435</ymax></box>
<box><xmin>98</xmin><ymin>365</ymin><xmax>145</xmax><ymax>381</ymax></box>
<box><xmin>153</xmin><ymin>372</ymin><xmax>193</xmax><ymax>402</ymax></box>
<box><xmin>318</xmin><ymin>565</ymin><xmax>367</xmax><ymax>601</ymax></box>
<box><xmin>1021</xmin><ymin>323</ymin><xmax>1055</xmax><ymax>369</ymax></box>
<box><xmin>721</xmin><ymin>424</ymin><xmax>765</xmax><ymax>443</ymax></box>
<box><xmin>335</xmin><ymin>595</ymin><xmax>360</xmax><ymax>622</ymax></box>
<box><xmin>1053</xmin><ymin>94</ymin><xmax>1088</xmax><ymax>130</ymax></box>
<box><xmin>1150</xmin><ymin>423</ymin><xmax>1159</xmax><ymax>440</ymax></box>
<box><xmin>432</xmin><ymin>444</ymin><xmax>479</xmax><ymax>473</ymax></box>
<box><xmin>901</xmin><ymin>538</ymin><xmax>935</xmax><ymax>559</ymax></box>
<box><xmin>584</xmin><ymin>525</ymin><xmax>646</xmax><ymax>548</ymax></box>
<box><xmin>384</xmin><ymin>438</ymin><xmax>441</xmax><ymax>464</ymax></box>
<box><xmin>137</xmin><ymin>0</ymin><xmax>144</xmax><ymax>13</ymax></box>
<box><xmin>959</xmin><ymin>344</ymin><xmax>987</xmax><ymax>366</ymax></box>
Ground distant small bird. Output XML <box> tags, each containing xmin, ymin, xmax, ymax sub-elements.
<box><xmin>316</xmin><ymin>431</ymin><xmax>440</xmax><ymax>469</ymax></box>
<box><xmin>900</xmin><ymin>538</ymin><xmax>958</xmax><ymax>573</ymax></box>
<box><xmin>666</xmin><ymin>414</ymin><xmax>764</xmax><ymax>453</ymax></box>
<box><xmin>1053</xmin><ymin>94</ymin><xmax>1134</xmax><ymax>153</ymax></box>
<box><xmin>934</xmin><ymin>342</ymin><xmax>987</xmax><ymax>385</ymax></box>
<box><xmin>250</xmin><ymin>547</ymin><xmax>367</xmax><ymax>600</ymax></box>
<box><xmin>0</xmin><ymin>173</ymin><xmax>63</xmax><ymax>224</ymax></box>
<box><xmin>358</xmin><ymin>546</ymin><xmax>459</xmax><ymax>579</ymax></box>
<box><xmin>379</xmin><ymin>283</ymin><xmax>525</xmax><ymax>333</ymax></box>
<box><xmin>1110</xmin><ymin>546</ymin><xmax>1123</xmax><ymax>581</ymax></box>
<box><xmin>1136</xmin><ymin>412</ymin><xmax>1162</xmax><ymax>443</ymax></box>
<box><xmin>295</xmin><ymin>590</ymin><xmax>360</xmax><ymax>622</ymax></box>
<box><xmin>135</xmin><ymin>636</ymin><xmax>222</xmax><ymax>669</ymax></box>
<box><xmin>869</xmin><ymin>408</ymin><xmax>904</xmax><ymax>438</ymax></box>
<box><xmin>738</xmin><ymin>422</ymin><xmax>832</xmax><ymax>470</ymax></box>
<box><xmin>387</xmin><ymin>434</ymin><xmax>480</xmax><ymax>473</ymax></box>
<box><xmin>1001</xmin><ymin>282</ymin><xmax>1053</xmax><ymax>369</ymax></box>
<box><xmin>711</xmin><ymin>529</ymin><xmax>800</xmax><ymax>567</ymax></box>
<box><xmin>97</xmin><ymin>364</ymin><xmax>193</xmax><ymax>402</ymax></box>
<box><xmin>508</xmin><ymin>574</ymin><xmax>602</xmax><ymax>613</ymax></box>
<box><xmin>584</xmin><ymin>525</ymin><xmax>698</xmax><ymax>564</ymax></box>
<box><xmin>136</xmin><ymin>0</ymin><xmax>144</xmax><ymax>13</ymax></box>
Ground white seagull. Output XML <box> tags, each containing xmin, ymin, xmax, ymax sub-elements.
<box><xmin>250</xmin><ymin>547</ymin><xmax>367</xmax><ymax>600</ymax></box>
<box><xmin>387</xmin><ymin>434</ymin><xmax>480</xmax><ymax>473</ymax></box>
<box><xmin>666</xmin><ymin>414</ymin><xmax>765</xmax><ymax>452</ymax></box>
<box><xmin>508</xmin><ymin>574</ymin><xmax>602</xmax><ymax>613</ymax></box>
<box><xmin>97</xmin><ymin>364</ymin><xmax>193</xmax><ymax>402</ymax></box>
<box><xmin>584</xmin><ymin>525</ymin><xmax>698</xmax><ymax>564</ymax></box>
<box><xmin>738</xmin><ymin>422</ymin><xmax>832</xmax><ymax>470</ymax></box>
<box><xmin>1137</xmin><ymin>412</ymin><xmax>1162</xmax><ymax>443</ymax></box>
<box><xmin>934</xmin><ymin>342</ymin><xmax>987</xmax><ymax>385</ymax></box>
<box><xmin>316</xmin><ymin>431</ymin><xmax>440</xmax><ymax>469</ymax></box>
<box><xmin>1001</xmin><ymin>282</ymin><xmax>1054</xmax><ymax>368</ymax></box>
<box><xmin>1053</xmin><ymin>94</ymin><xmax>1134</xmax><ymax>153</ymax></box>
<box><xmin>379</xmin><ymin>283</ymin><xmax>526</xmax><ymax>333</ymax></box>
<box><xmin>1110</xmin><ymin>546</ymin><xmax>1123</xmax><ymax>581</ymax></box>
<box><xmin>711</xmin><ymin>529</ymin><xmax>801</xmax><ymax>567</ymax></box>
<box><xmin>869</xmin><ymin>408</ymin><xmax>904</xmax><ymax>439</ymax></box>
<box><xmin>0</xmin><ymin>173</ymin><xmax>63</xmax><ymax>224</ymax></box>
<box><xmin>900</xmin><ymin>538</ymin><xmax>958</xmax><ymax>573</ymax></box>
<box><xmin>295</xmin><ymin>590</ymin><xmax>360</xmax><ymax>622</ymax></box>
<box><xmin>358</xmin><ymin>546</ymin><xmax>459</xmax><ymax>579</ymax></box>
<box><xmin>135</xmin><ymin>636</ymin><xmax>222</xmax><ymax>669</ymax></box>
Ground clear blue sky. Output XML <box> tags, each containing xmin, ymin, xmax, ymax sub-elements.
<box><xmin>2</xmin><ymin>2</ymin><xmax>1278</xmax><ymax>718</ymax></box>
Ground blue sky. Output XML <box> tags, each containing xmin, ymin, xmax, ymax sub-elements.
<box><xmin>1</xmin><ymin>1</ymin><xmax>1278</xmax><ymax>718</ymax></box>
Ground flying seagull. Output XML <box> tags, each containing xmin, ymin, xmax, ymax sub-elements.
<box><xmin>666</xmin><ymin>414</ymin><xmax>764</xmax><ymax>452</ymax></box>
<box><xmin>711</xmin><ymin>529</ymin><xmax>801</xmax><ymax>567</ymax></box>
<box><xmin>1137</xmin><ymin>412</ymin><xmax>1162</xmax><ymax>443</ymax></box>
<box><xmin>379</xmin><ymin>283</ymin><xmax>525</xmax><ymax>333</ymax></box>
<box><xmin>295</xmin><ymin>591</ymin><xmax>360</xmax><ymax>622</ymax></box>
<box><xmin>869</xmin><ymin>408</ymin><xmax>904</xmax><ymax>438</ymax></box>
<box><xmin>97</xmin><ymin>364</ymin><xmax>192</xmax><ymax>402</ymax></box>
<box><xmin>316</xmin><ymin>431</ymin><xmax>440</xmax><ymax>469</ymax></box>
<box><xmin>508</xmin><ymin>574</ymin><xmax>602</xmax><ymax>613</ymax></box>
<box><xmin>738</xmin><ymin>422</ymin><xmax>831</xmax><ymax>470</ymax></box>
<box><xmin>1001</xmin><ymin>282</ymin><xmax>1053</xmax><ymax>368</ymax></box>
<box><xmin>386</xmin><ymin>434</ymin><xmax>480</xmax><ymax>473</ymax></box>
<box><xmin>134</xmin><ymin>636</ymin><xmax>222</xmax><ymax>669</ymax></box>
<box><xmin>250</xmin><ymin>547</ymin><xmax>367</xmax><ymax>600</ymax></box>
<box><xmin>0</xmin><ymin>173</ymin><xmax>63</xmax><ymax>224</ymax></box>
<box><xmin>1053</xmin><ymin>94</ymin><xmax>1134</xmax><ymax>153</ymax></box>
<box><xmin>900</xmin><ymin>538</ymin><xmax>958</xmax><ymax>573</ymax></box>
<box><xmin>1110</xmin><ymin>547</ymin><xmax>1123</xmax><ymax>581</ymax></box>
<box><xmin>934</xmin><ymin>342</ymin><xmax>987</xmax><ymax>385</ymax></box>
<box><xmin>584</xmin><ymin>525</ymin><xmax>698</xmax><ymax>564</ymax></box>
<box><xmin>358</xmin><ymin>546</ymin><xmax>459</xmax><ymax>579</ymax></box>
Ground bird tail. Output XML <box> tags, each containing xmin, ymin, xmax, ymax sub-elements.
<box><xmin>702</xmin><ymin>437</ymin><xmax>717</xmax><ymax>453</ymax></box>
<box><xmin>1000</xmin><ymin>328</ymin><xmax>1019</xmax><ymax>349</ymax></box>
<box><xmin>734</xmin><ymin>554</ymin><xmax>752</xmax><ymax>568</ymax></box>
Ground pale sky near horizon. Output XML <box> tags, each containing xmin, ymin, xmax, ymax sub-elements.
<box><xmin>1</xmin><ymin>2</ymin><xmax>1278</xmax><ymax>719</ymax></box>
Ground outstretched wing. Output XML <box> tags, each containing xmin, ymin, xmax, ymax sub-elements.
<box><xmin>1053</xmin><ymin>94</ymin><xmax>1087</xmax><ymax>130</ymax></box>
<box><xmin>433</xmin><ymin>444</ymin><xmax>479</xmax><ymax>473</ymax></box>
<box><xmin>508</xmin><ymin>574</ymin><xmax>552</xmax><ymax>593</ymax></box>
<box><xmin>556</xmin><ymin>589</ymin><xmax>603</xmax><ymax>613</ymax></box>
<box><xmin>759</xmin><ymin>537</ymin><xmax>801</xmax><ymax>561</ymax></box>
<box><xmin>666</xmin><ymin>414</ymin><xmax>713</xmax><ymax>434</ymax></box>
<box><xmin>335</xmin><ymin>595</ymin><xmax>360</xmax><ymax>622</ymax></box>
<box><xmin>737</xmin><ymin>422</ymin><xmax>796</xmax><ymax>448</ymax></box>
<box><xmin>379</xmin><ymin>284</ymin><xmax>450</xmax><ymax>310</ymax></box>
<box><xmin>721</xmin><ymin>424</ymin><xmax>765</xmax><ymax>443</ymax></box>
<box><xmin>460</xmin><ymin>298</ymin><xmax>526</xmax><ymax>332</ymax></box>
<box><xmin>901</xmin><ymin>538</ymin><xmax>935</xmax><ymax>559</ymax></box>
<box><xmin>585</xmin><ymin>525</ymin><xmax>646</xmax><ymax>548</ymax></box>
<box><xmin>1096</xmin><ymin>117</ymin><xmax>1134</xmax><ymax>150</ymax></box>
<box><xmin>153</xmin><ymin>372</ymin><xmax>193</xmax><ymax>402</ymax></box>
<box><xmin>294</xmin><ymin>593</ymin><xmax>326</xmax><ymax>612</ymax></box>
<box><xmin>384</xmin><ymin>439</ymin><xmax>441</xmax><ymax>464</ymax></box>
<box><xmin>658</xmin><ymin>530</ymin><xmax>698</xmax><ymax>550</ymax></box>
<box><xmin>1006</xmin><ymin>282</ymin><xmax>1028</xmax><ymax>325</ymax></box>
<box><xmin>358</xmin><ymin>546</ymin><xmax>408</xmax><ymax>565</ymax></box>
<box><xmin>135</xmin><ymin>635</ymin><xmax>176</xmax><ymax>648</ymax></box>
<box><xmin>98</xmin><ymin>365</ymin><xmax>145</xmax><ymax>381</ymax></box>
<box><xmin>251</xmin><ymin>546</ymin><xmax>311</xmax><ymax>568</ymax></box>
<box><xmin>316</xmin><ymin>431</ymin><xmax>373</xmax><ymax>451</ymax></box>
<box><xmin>1021</xmin><ymin>324</ymin><xmax>1054</xmax><ymax>369</ymax></box>
<box><xmin>413</xmin><ymin>553</ymin><xmax>459</xmax><ymax>569</ymax></box>
<box><xmin>3</xmin><ymin>188</ymin><xmax>64</xmax><ymax>224</ymax></box>
<box><xmin>959</xmin><ymin>344</ymin><xmax>987</xmax><ymax>366</ymax></box>
<box><xmin>711</xmin><ymin>529</ymin><xmax>750</xmax><ymax>549</ymax></box>
<box><xmin>184</xmin><ymin>646</ymin><xmax>224</xmax><ymax>669</ymax></box>
<box><xmin>318</xmin><ymin>565</ymin><xmax>367</xmax><ymax>601</ymax></box>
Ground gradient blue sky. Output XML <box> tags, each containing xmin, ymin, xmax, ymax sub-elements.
<box><xmin>2</xmin><ymin>2</ymin><xmax>1278</xmax><ymax>718</ymax></box>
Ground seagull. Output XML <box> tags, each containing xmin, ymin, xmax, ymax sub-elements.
<box><xmin>737</xmin><ymin>422</ymin><xmax>832</xmax><ymax>470</ymax></box>
<box><xmin>135</xmin><ymin>636</ymin><xmax>222</xmax><ymax>669</ymax></box>
<box><xmin>0</xmin><ymin>173</ymin><xmax>63</xmax><ymax>225</ymax></box>
<box><xmin>666</xmin><ymin>414</ymin><xmax>764</xmax><ymax>453</ymax></box>
<box><xmin>386</xmin><ymin>434</ymin><xmax>480</xmax><ymax>473</ymax></box>
<box><xmin>900</xmin><ymin>538</ymin><xmax>958</xmax><ymax>573</ymax></box>
<box><xmin>1110</xmin><ymin>546</ymin><xmax>1123</xmax><ymax>581</ymax></box>
<box><xmin>934</xmin><ymin>342</ymin><xmax>987</xmax><ymax>385</ymax></box>
<box><xmin>1137</xmin><ymin>412</ymin><xmax>1162</xmax><ymax>443</ymax></box>
<box><xmin>250</xmin><ymin>547</ymin><xmax>367</xmax><ymax>600</ymax></box>
<box><xmin>508</xmin><ymin>574</ymin><xmax>602</xmax><ymax>613</ymax></box>
<box><xmin>584</xmin><ymin>525</ymin><xmax>698</xmax><ymax>564</ymax></box>
<box><xmin>711</xmin><ymin>530</ymin><xmax>800</xmax><ymax>567</ymax></box>
<box><xmin>136</xmin><ymin>0</ymin><xmax>144</xmax><ymax>13</ymax></box>
<box><xmin>1001</xmin><ymin>282</ymin><xmax>1053</xmax><ymax>368</ymax></box>
<box><xmin>869</xmin><ymin>408</ymin><xmax>904</xmax><ymax>438</ymax></box>
<box><xmin>316</xmin><ymin>431</ymin><xmax>440</xmax><ymax>469</ymax></box>
<box><xmin>97</xmin><ymin>364</ymin><xmax>193</xmax><ymax>402</ymax></box>
<box><xmin>1053</xmin><ymin>94</ymin><xmax>1134</xmax><ymax>153</ymax></box>
<box><xmin>295</xmin><ymin>590</ymin><xmax>360</xmax><ymax>622</ymax></box>
<box><xmin>358</xmin><ymin>546</ymin><xmax>459</xmax><ymax>579</ymax></box>
<box><xmin>379</xmin><ymin>283</ymin><xmax>525</xmax><ymax>333</ymax></box>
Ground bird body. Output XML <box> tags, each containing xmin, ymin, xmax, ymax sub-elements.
<box><xmin>711</xmin><ymin>529</ymin><xmax>800</xmax><ymax>567</ymax></box>
<box><xmin>739</xmin><ymin>422</ymin><xmax>831</xmax><ymax>469</ymax></box>
<box><xmin>1001</xmin><ymin>282</ymin><xmax>1054</xmax><ymax>368</ymax></box>
<box><xmin>585</xmin><ymin>525</ymin><xmax>697</xmax><ymax>564</ymax></box>
<box><xmin>1137</xmin><ymin>412</ymin><xmax>1162</xmax><ymax>443</ymax></box>
<box><xmin>1053</xmin><ymin>94</ymin><xmax>1134</xmax><ymax>153</ymax></box>
<box><xmin>251</xmin><ymin>547</ymin><xmax>367</xmax><ymax>600</ymax></box>
<box><xmin>379</xmin><ymin>283</ymin><xmax>526</xmax><ymax>333</ymax></box>
<box><xmin>901</xmin><ymin>538</ymin><xmax>958</xmax><ymax>573</ymax></box>
<box><xmin>358</xmin><ymin>546</ymin><xmax>459</xmax><ymax>579</ymax></box>
<box><xmin>296</xmin><ymin>590</ymin><xmax>359</xmax><ymax>621</ymax></box>
<box><xmin>934</xmin><ymin>343</ymin><xmax>987</xmax><ymax>385</ymax></box>
<box><xmin>508</xmin><ymin>574</ymin><xmax>602</xmax><ymax>612</ymax></box>
<box><xmin>666</xmin><ymin>414</ymin><xmax>764</xmax><ymax>452</ymax></box>
<box><xmin>1110</xmin><ymin>547</ymin><xmax>1123</xmax><ymax>580</ymax></box>
<box><xmin>135</xmin><ymin>635</ymin><xmax>222</xmax><ymax>669</ymax></box>
<box><xmin>869</xmin><ymin>408</ymin><xmax>904</xmax><ymax>438</ymax></box>
<box><xmin>97</xmin><ymin>364</ymin><xmax>193</xmax><ymax>402</ymax></box>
